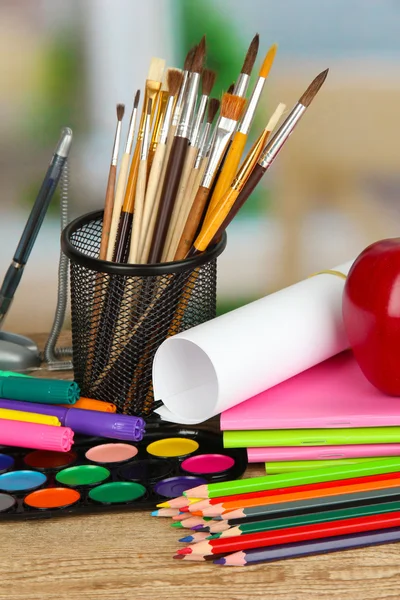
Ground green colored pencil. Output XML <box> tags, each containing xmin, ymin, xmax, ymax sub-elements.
<box><xmin>265</xmin><ymin>458</ymin><xmax>385</xmax><ymax>474</ymax></box>
<box><xmin>183</xmin><ymin>457</ymin><xmax>400</xmax><ymax>498</ymax></box>
<box><xmin>210</xmin><ymin>499</ymin><xmax>400</xmax><ymax>539</ymax></box>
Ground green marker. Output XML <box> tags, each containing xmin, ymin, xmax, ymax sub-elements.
<box><xmin>0</xmin><ymin>374</ymin><xmax>79</xmax><ymax>404</ymax></box>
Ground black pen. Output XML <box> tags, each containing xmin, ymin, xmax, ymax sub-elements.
<box><xmin>0</xmin><ymin>127</ymin><xmax>73</xmax><ymax>325</ymax></box>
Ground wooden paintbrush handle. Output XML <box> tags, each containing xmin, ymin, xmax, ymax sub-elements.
<box><xmin>162</xmin><ymin>145</ymin><xmax>198</xmax><ymax>261</ymax></box>
<box><xmin>107</xmin><ymin>153</ymin><xmax>130</xmax><ymax>261</ymax></box>
<box><xmin>210</xmin><ymin>163</ymin><xmax>266</xmax><ymax>248</ymax></box>
<box><xmin>99</xmin><ymin>165</ymin><xmax>116</xmax><ymax>260</ymax></box>
<box><xmin>139</xmin><ymin>143</ymin><xmax>166</xmax><ymax>260</ymax></box>
<box><xmin>205</xmin><ymin>131</ymin><xmax>247</xmax><ymax>225</ymax></box>
<box><xmin>129</xmin><ymin>159</ymin><xmax>147</xmax><ymax>263</ymax></box>
<box><xmin>174</xmin><ymin>186</ymin><xmax>210</xmax><ymax>261</ymax></box>
<box><xmin>148</xmin><ymin>135</ymin><xmax>189</xmax><ymax>263</ymax></box>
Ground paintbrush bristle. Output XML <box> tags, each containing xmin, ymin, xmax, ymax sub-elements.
<box><xmin>266</xmin><ymin>102</ymin><xmax>286</xmax><ymax>132</ymax></box>
<box><xmin>191</xmin><ymin>35</ymin><xmax>206</xmax><ymax>74</ymax></box>
<box><xmin>241</xmin><ymin>34</ymin><xmax>259</xmax><ymax>75</ymax></box>
<box><xmin>202</xmin><ymin>69</ymin><xmax>216</xmax><ymax>96</ymax></box>
<box><xmin>147</xmin><ymin>99</ymin><xmax>152</xmax><ymax>115</ymax></box>
<box><xmin>220</xmin><ymin>93</ymin><xmax>247</xmax><ymax>122</ymax></box>
<box><xmin>207</xmin><ymin>98</ymin><xmax>220</xmax><ymax>123</ymax></box>
<box><xmin>184</xmin><ymin>45</ymin><xmax>197</xmax><ymax>71</ymax></box>
<box><xmin>259</xmin><ymin>43</ymin><xmax>278</xmax><ymax>78</ymax></box>
<box><xmin>147</xmin><ymin>57</ymin><xmax>166</xmax><ymax>83</ymax></box>
<box><xmin>116</xmin><ymin>103</ymin><xmax>125</xmax><ymax>121</ymax></box>
<box><xmin>299</xmin><ymin>69</ymin><xmax>329</xmax><ymax>107</ymax></box>
<box><xmin>168</xmin><ymin>68</ymin><xmax>184</xmax><ymax>97</ymax></box>
<box><xmin>134</xmin><ymin>90</ymin><xmax>140</xmax><ymax>109</ymax></box>
<box><xmin>227</xmin><ymin>83</ymin><xmax>235</xmax><ymax>94</ymax></box>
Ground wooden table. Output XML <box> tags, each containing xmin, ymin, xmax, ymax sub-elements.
<box><xmin>1</xmin><ymin>333</ymin><xmax>400</xmax><ymax>600</ymax></box>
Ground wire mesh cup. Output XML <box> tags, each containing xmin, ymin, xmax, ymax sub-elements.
<box><xmin>61</xmin><ymin>210</ymin><xmax>226</xmax><ymax>417</ymax></box>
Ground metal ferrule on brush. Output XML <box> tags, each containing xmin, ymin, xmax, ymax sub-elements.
<box><xmin>259</xmin><ymin>103</ymin><xmax>306</xmax><ymax>168</ymax></box>
<box><xmin>233</xmin><ymin>73</ymin><xmax>250</xmax><ymax>99</ymax></box>
<box><xmin>111</xmin><ymin>121</ymin><xmax>123</xmax><ymax>166</ymax></box>
<box><xmin>172</xmin><ymin>71</ymin><xmax>189</xmax><ymax>127</ymax></box>
<box><xmin>202</xmin><ymin>117</ymin><xmax>237</xmax><ymax>188</ymax></box>
<box><xmin>150</xmin><ymin>91</ymin><xmax>169</xmax><ymax>151</ymax></box>
<box><xmin>140</xmin><ymin>114</ymin><xmax>151</xmax><ymax>161</ymax></box>
<box><xmin>160</xmin><ymin>96</ymin><xmax>175</xmax><ymax>145</ymax></box>
<box><xmin>194</xmin><ymin>122</ymin><xmax>211</xmax><ymax>168</ymax></box>
<box><xmin>190</xmin><ymin>95</ymin><xmax>208</xmax><ymax>146</ymax></box>
<box><xmin>176</xmin><ymin>72</ymin><xmax>201</xmax><ymax>139</ymax></box>
<box><xmin>239</xmin><ymin>77</ymin><xmax>265</xmax><ymax>135</ymax></box>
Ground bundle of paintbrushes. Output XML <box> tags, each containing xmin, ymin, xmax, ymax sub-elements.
<box><xmin>70</xmin><ymin>33</ymin><xmax>329</xmax><ymax>414</ymax></box>
<box><xmin>151</xmin><ymin>458</ymin><xmax>400</xmax><ymax>566</ymax></box>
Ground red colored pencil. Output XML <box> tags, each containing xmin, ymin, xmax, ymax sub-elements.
<box><xmin>188</xmin><ymin>471</ymin><xmax>400</xmax><ymax>512</ymax></box>
<box><xmin>177</xmin><ymin>510</ymin><xmax>400</xmax><ymax>556</ymax></box>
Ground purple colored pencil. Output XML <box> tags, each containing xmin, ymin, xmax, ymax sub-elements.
<box><xmin>214</xmin><ymin>526</ymin><xmax>400</xmax><ymax>566</ymax></box>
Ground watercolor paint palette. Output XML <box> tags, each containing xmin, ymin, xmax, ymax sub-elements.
<box><xmin>0</xmin><ymin>424</ymin><xmax>247</xmax><ymax>520</ymax></box>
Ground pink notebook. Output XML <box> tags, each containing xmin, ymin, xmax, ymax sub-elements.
<box><xmin>221</xmin><ymin>351</ymin><xmax>400</xmax><ymax>430</ymax></box>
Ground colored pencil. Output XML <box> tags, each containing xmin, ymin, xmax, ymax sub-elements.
<box><xmin>179</xmin><ymin>532</ymin><xmax>211</xmax><ymax>544</ymax></box>
<box><xmin>170</xmin><ymin>516</ymin><xmax>213</xmax><ymax>529</ymax></box>
<box><xmin>177</xmin><ymin>510</ymin><xmax>400</xmax><ymax>557</ymax></box>
<box><xmin>212</xmin><ymin>500</ymin><xmax>400</xmax><ymax>539</ymax></box>
<box><xmin>183</xmin><ymin>457</ymin><xmax>400</xmax><ymax>498</ymax></box>
<box><xmin>151</xmin><ymin>508</ymin><xmax>180</xmax><ymax>517</ymax></box>
<box><xmin>201</xmin><ymin>475</ymin><xmax>400</xmax><ymax>517</ymax></box>
<box><xmin>214</xmin><ymin>527</ymin><xmax>400</xmax><ymax>566</ymax></box>
<box><xmin>157</xmin><ymin>496</ymin><xmax>202</xmax><ymax>509</ymax></box>
<box><xmin>188</xmin><ymin>471</ymin><xmax>400</xmax><ymax>512</ymax></box>
<box><xmin>221</xmin><ymin>486</ymin><xmax>400</xmax><ymax>521</ymax></box>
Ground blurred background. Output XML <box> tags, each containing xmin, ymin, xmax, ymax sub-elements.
<box><xmin>1</xmin><ymin>0</ymin><xmax>400</xmax><ymax>334</ymax></box>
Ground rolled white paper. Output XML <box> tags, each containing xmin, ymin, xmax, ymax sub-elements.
<box><xmin>153</xmin><ymin>260</ymin><xmax>354</xmax><ymax>424</ymax></box>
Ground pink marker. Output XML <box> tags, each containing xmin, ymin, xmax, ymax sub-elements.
<box><xmin>0</xmin><ymin>418</ymin><xmax>74</xmax><ymax>452</ymax></box>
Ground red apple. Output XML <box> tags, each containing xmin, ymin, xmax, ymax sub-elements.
<box><xmin>342</xmin><ymin>238</ymin><xmax>400</xmax><ymax>395</ymax></box>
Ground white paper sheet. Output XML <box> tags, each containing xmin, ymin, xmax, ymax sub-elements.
<box><xmin>153</xmin><ymin>260</ymin><xmax>354</xmax><ymax>424</ymax></box>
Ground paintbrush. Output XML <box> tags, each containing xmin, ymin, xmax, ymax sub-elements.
<box><xmin>192</xmin><ymin>69</ymin><xmax>329</xmax><ymax>255</ymax></box>
<box><xmin>173</xmin><ymin>91</ymin><xmax>246</xmax><ymax>260</ymax></box>
<box><xmin>148</xmin><ymin>37</ymin><xmax>207</xmax><ymax>263</ymax></box>
<box><xmin>113</xmin><ymin>57</ymin><xmax>165</xmax><ymax>263</ymax></box>
<box><xmin>192</xmin><ymin>102</ymin><xmax>286</xmax><ymax>254</ymax></box>
<box><xmin>162</xmin><ymin>68</ymin><xmax>217</xmax><ymax>261</ymax></box>
<box><xmin>129</xmin><ymin>99</ymin><xmax>152</xmax><ymax>263</ymax></box>
<box><xmin>233</xmin><ymin>33</ymin><xmax>259</xmax><ymax>97</ymax></box>
<box><xmin>147</xmin><ymin>72</ymin><xmax>170</xmax><ymax>176</ymax></box>
<box><xmin>99</xmin><ymin>103</ymin><xmax>125</xmax><ymax>260</ymax></box>
<box><xmin>107</xmin><ymin>91</ymin><xmax>140</xmax><ymax>261</ymax></box>
<box><xmin>184</xmin><ymin>97</ymin><xmax>220</xmax><ymax>210</ymax></box>
<box><xmin>139</xmin><ymin>69</ymin><xmax>184</xmax><ymax>263</ymax></box>
<box><xmin>207</xmin><ymin>43</ymin><xmax>278</xmax><ymax>219</ymax></box>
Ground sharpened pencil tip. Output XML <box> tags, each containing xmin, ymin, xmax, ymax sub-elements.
<box><xmin>171</xmin><ymin>521</ymin><xmax>183</xmax><ymax>528</ymax></box>
<box><xmin>179</xmin><ymin>536</ymin><xmax>194</xmax><ymax>543</ymax></box>
<box><xmin>173</xmin><ymin>554</ymin><xmax>185</xmax><ymax>560</ymax></box>
<box><xmin>192</xmin><ymin>524</ymin><xmax>206</xmax><ymax>531</ymax></box>
<box><xmin>177</xmin><ymin>547</ymin><xmax>192</xmax><ymax>555</ymax></box>
<box><xmin>213</xmin><ymin>558</ymin><xmax>226</xmax><ymax>565</ymax></box>
<box><xmin>151</xmin><ymin>511</ymin><xmax>158</xmax><ymax>516</ymax></box>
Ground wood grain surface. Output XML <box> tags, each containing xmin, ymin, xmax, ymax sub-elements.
<box><xmin>1</xmin><ymin>333</ymin><xmax>400</xmax><ymax>600</ymax></box>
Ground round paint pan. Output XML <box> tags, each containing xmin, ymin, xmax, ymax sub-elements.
<box><xmin>0</xmin><ymin>454</ymin><xmax>14</xmax><ymax>475</ymax></box>
<box><xmin>24</xmin><ymin>487</ymin><xmax>81</xmax><ymax>510</ymax></box>
<box><xmin>118</xmin><ymin>458</ymin><xmax>173</xmax><ymax>483</ymax></box>
<box><xmin>24</xmin><ymin>450</ymin><xmax>77</xmax><ymax>471</ymax></box>
<box><xmin>85</xmin><ymin>443</ymin><xmax>138</xmax><ymax>465</ymax></box>
<box><xmin>0</xmin><ymin>492</ymin><xmax>16</xmax><ymax>513</ymax></box>
<box><xmin>0</xmin><ymin>470</ymin><xmax>47</xmax><ymax>493</ymax></box>
<box><xmin>56</xmin><ymin>465</ymin><xmax>110</xmax><ymax>488</ymax></box>
<box><xmin>146</xmin><ymin>438</ymin><xmax>199</xmax><ymax>458</ymax></box>
<box><xmin>154</xmin><ymin>476</ymin><xmax>207</xmax><ymax>498</ymax></box>
<box><xmin>181</xmin><ymin>454</ymin><xmax>235</xmax><ymax>476</ymax></box>
<box><xmin>88</xmin><ymin>481</ymin><xmax>146</xmax><ymax>504</ymax></box>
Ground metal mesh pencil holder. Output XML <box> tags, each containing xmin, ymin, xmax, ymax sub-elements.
<box><xmin>61</xmin><ymin>210</ymin><xmax>226</xmax><ymax>417</ymax></box>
